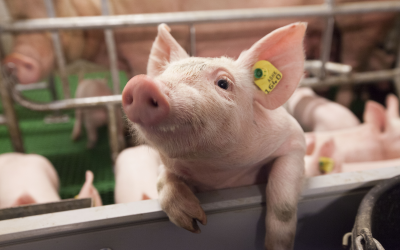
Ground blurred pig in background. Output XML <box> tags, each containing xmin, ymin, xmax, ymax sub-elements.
<box><xmin>121</xmin><ymin>23</ymin><xmax>307</xmax><ymax>249</ymax></box>
<box><xmin>2</xmin><ymin>0</ymin><xmax>397</xmax><ymax>89</ymax></box>
<box><xmin>286</xmin><ymin>87</ymin><xmax>360</xmax><ymax>132</ymax></box>
<box><xmin>71</xmin><ymin>77</ymin><xmax>125</xmax><ymax>149</ymax></box>
<box><xmin>304</xmin><ymin>94</ymin><xmax>400</xmax><ymax>177</ymax></box>
<box><xmin>342</xmin><ymin>158</ymin><xmax>400</xmax><ymax>173</ymax></box>
<box><xmin>114</xmin><ymin>145</ymin><xmax>160</xmax><ymax>204</ymax></box>
<box><xmin>0</xmin><ymin>153</ymin><xmax>59</xmax><ymax>208</ymax></box>
<box><xmin>0</xmin><ymin>153</ymin><xmax>102</xmax><ymax>208</ymax></box>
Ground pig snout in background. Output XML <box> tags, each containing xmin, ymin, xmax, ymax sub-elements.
<box><xmin>71</xmin><ymin>78</ymin><xmax>125</xmax><ymax>149</ymax></box>
<box><xmin>286</xmin><ymin>87</ymin><xmax>360</xmax><ymax>132</ymax></box>
<box><xmin>122</xmin><ymin>22</ymin><xmax>307</xmax><ymax>249</ymax></box>
<box><xmin>304</xmin><ymin>94</ymin><xmax>400</xmax><ymax>177</ymax></box>
<box><xmin>0</xmin><ymin>153</ymin><xmax>60</xmax><ymax>208</ymax></box>
<box><xmin>0</xmin><ymin>153</ymin><xmax>102</xmax><ymax>209</ymax></box>
<box><xmin>3</xmin><ymin>0</ymin><xmax>397</xmax><ymax>88</ymax></box>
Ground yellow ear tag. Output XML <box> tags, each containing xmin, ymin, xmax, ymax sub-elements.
<box><xmin>318</xmin><ymin>157</ymin><xmax>334</xmax><ymax>174</ymax></box>
<box><xmin>252</xmin><ymin>60</ymin><xmax>283</xmax><ymax>94</ymax></box>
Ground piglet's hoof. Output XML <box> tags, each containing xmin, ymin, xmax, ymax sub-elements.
<box><xmin>159</xmin><ymin>183</ymin><xmax>207</xmax><ymax>233</ymax></box>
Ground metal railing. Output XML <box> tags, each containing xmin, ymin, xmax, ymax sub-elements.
<box><xmin>0</xmin><ymin>0</ymin><xmax>400</xmax><ymax>160</ymax></box>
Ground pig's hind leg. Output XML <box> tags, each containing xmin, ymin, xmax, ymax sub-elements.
<box><xmin>71</xmin><ymin>109</ymin><xmax>82</xmax><ymax>141</ymax></box>
<box><xmin>84</xmin><ymin>114</ymin><xmax>99</xmax><ymax>149</ymax></box>
<box><xmin>265</xmin><ymin>152</ymin><xmax>304</xmax><ymax>250</ymax></box>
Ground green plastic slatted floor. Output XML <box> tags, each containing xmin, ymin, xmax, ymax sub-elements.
<box><xmin>0</xmin><ymin>72</ymin><xmax>129</xmax><ymax>205</ymax></box>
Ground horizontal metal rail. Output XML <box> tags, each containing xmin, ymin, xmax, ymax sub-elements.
<box><xmin>6</xmin><ymin>66</ymin><xmax>400</xmax><ymax>112</ymax></box>
<box><xmin>300</xmin><ymin>68</ymin><xmax>400</xmax><ymax>87</ymax></box>
<box><xmin>11</xmin><ymin>92</ymin><xmax>122</xmax><ymax>111</ymax></box>
<box><xmin>1</xmin><ymin>1</ymin><xmax>400</xmax><ymax>32</ymax></box>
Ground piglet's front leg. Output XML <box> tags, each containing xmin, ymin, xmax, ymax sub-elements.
<box><xmin>265</xmin><ymin>152</ymin><xmax>305</xmax><ymax>250</ymax></box>
<box><xmin>157</xmin><ymin>168</ymin><xmax>207</xmax><ymax>233</ymax></box>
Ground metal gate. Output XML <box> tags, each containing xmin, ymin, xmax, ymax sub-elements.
<box><xmin>1</xmin><ymin>0</ymin><xmax>400</xmax><ymax>160</ymax></box>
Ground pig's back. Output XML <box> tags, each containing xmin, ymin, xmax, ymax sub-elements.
<box><xmin>0</xmin><ymin>153</ymin><xmax>60</xmax><ymax>208</ymax></box>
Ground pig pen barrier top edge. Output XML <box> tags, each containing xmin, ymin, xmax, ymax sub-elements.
<box><xmin>1</xmin><ymin>166</ymin><xmax>400</xmax><ymax>248</ymax></box>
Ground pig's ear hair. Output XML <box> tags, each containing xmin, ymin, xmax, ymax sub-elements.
<box><xmin>386</xmin><ymin>94</ymin><xmax>399</xmax><ymax>119</ymax></box>
<box><xmin>319</xmin><ymin>138</ymin><xmax>335</xmax><ymax>158</ymax></box>
<box><xmin>147</xmin><ymin>24</ymin><xmax>189</xmax><ymax>77</ymax></box>
<box><xmin>305</xmin><ymin>133</ymin><xmax>316</xmax><ymax>155</ymax></box>
<box><xmin>237</xmin><ymin>22</ymin><xmax>307</xmax><ymax>110</ymax></box>
<box><xmin>363</xmin><ymin>100</ymin><xmax>386</xmax><ymax>132</ymax></box>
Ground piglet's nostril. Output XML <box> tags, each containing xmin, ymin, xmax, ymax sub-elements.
<box><xmin>125</xmin><ymin>95</ymin><xmax>133</xmax><ymax>105</ymax></box>
<box><xmin>151</xmin><ymin>98</ymin><xmax>158</xmax><ymax>107</ymax></box>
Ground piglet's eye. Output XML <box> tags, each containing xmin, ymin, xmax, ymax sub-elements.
<box><xmin>217</xmin><ymin>79</ymin><xmax>229</xmax><ymax>90</ymax></box>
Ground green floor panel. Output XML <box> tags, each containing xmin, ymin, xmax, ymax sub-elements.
<box><xmin>0</xmin><ymin>71</ymin><xmax>129</xmax><ymax>205</ymax></box>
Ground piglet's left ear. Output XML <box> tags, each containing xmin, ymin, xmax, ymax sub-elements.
<box><xmin>237</xmin><ymin>22</ymin><xmax>306</xmax><ymax>110</ymax></box>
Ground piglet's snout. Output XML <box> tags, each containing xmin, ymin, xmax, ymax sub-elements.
<box><xmin>122</xmin><ymin>75</ymin><xmax>170</xmax><ymax>126</ymax></box>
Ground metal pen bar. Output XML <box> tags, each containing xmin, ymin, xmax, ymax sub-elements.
<box><xmin>4</xmin><ymin>70</ymin><xmax>121</xmax><ymax>111</ymax></box>
<box><xmin>393</xmin><ymin>15</ymin><xmax>400</xmax><ymax>98</ymax></box>
<box><xmin>2</xmin><ymin>1</ymin><xmax>400</xmax><ymax>32</ymax></box>
<box><xmin>300</xmin><ymin>68</ymin><xmax>400</xmax><ymax>87</ymax></box>
<box><xmin>101</xmin><ymin>0</ymin><xmax>123</xmax><ymax>159</ymax></box>
<box><xmin>44</xmin><ymin>0</ymin><xmax>71</xmax><ymax>99</ymax></box>
<box><xmin>190</xmin><ymin>24</ymin><xmax>196</xmax><ymax>57</ymax></box>
<box><xmin>107</xmin><ymin>104</ymin><xmax>120</xmax><ymax>162</ymax></box>
<box><xmin>0</xmin><ymin>67</ymin><xmax>24</xmax><ymax>152</ymax></box>
<box><xmin>304</xmin><ymin>61</ymin><xmax>352</xmax><ymax>75</ymax></box>
<box><xmin>101</xmin><ymin>0</ymin><xmax>120</xmax><ymax>95</ymax></box>
<box><xmin>0</xmin><ymin>115</ymin><xmax>5</xmax><ymax>125</ymax></box>
<box><xmin>319</xmin><ymin>0</ymin><xmax>335</xmax><ymax>79</ymax></box>
<box><xmin>6</xmin><ymin>66</ymin><xmax>400</xmax><ymax>112</ymax></box>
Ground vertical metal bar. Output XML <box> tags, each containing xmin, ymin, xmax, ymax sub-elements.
<box><xmin>107</xmin><ymin>104</ymin><xmax>119</xmax><ymax>162</ymax></box>
<box><xmin>393</xmin><ymin>15</ymin><xmax>400</xmax><ymax>98</ymax></box>
<box><xmin>0</xmin><ymin>66</ymin><xmax>24</xmax><ymax>152</ymax></box>
<box><xmin>44</xmin><ymin>0</ymin><xmax>71</xmax><ymax>99</ymax></box>
<box><xmin>102</xmin><ymin>0</ymin><xmax>123</xmax><ymax>159</ymax></box>
<box><xmin>190</xmin><ymin>24</ymin><xmax>196</xmax><ymax>57</ymax></box>
<box><xmin>319</xmin><ymin>0</ymin><xmax>335</xmax><ymax>79</ymax></box>
<box><xmin>48</xmin><ymin>73</ymin><xmax>58</xmax><ymax>101</ymax></box>
<box><xmin>101</xmin><ymin>0</ymin><xmax>120</xmax><ymax>95</ymax></box>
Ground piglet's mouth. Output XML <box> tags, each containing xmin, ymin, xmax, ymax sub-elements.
<box><xmin>139</xmin><ymin>120</ymin><xmax>203</xmax><ymax>137</ymax></box>
<box><xmin>148</xmin><ymin>122</ymin><xmax>194</xmax><ymax>133</ymax></box>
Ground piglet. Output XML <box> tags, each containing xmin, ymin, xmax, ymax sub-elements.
<box><xmin>304</xmin><ymin>94</ymin><xmax>400</xmax><ymax>177</ymax></box>
<box><xmin>0</xmin><ymin>153</ymin><xmax>103</xmax><ymax>208</ymax></box>
<box><xmin>122</xmin><ymin>23</ymin><xmax>307</xmax><ymax>249</ymax></box>
<box><xmin>114</xmin><ymin>145</ymin><xmax>161</xmax><ymax>203</ymax></box>
<box><xmin>342</xmin><ymin>158</ymin><xmax>400</xmax><ymax>173</ymax></box>
<box><xmin>286</xmin><ymin>87</ymin><xmax>360</xmax><ymax>132</ymax></box>
<box><xmin>0</xmin><ymin>153</ymin><xmax>60</xmax><ymax>208</ymax></box>
<box><xmin>71</xmin><ymin>78</ymin><xmax>124</xmax><ymax>149</ymax></box>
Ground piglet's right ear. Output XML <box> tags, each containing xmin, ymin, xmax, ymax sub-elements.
<box><xmin>147</xmin><ymin>24</ymin><xmax>189</xmax><ymax>77</ymax></box>
<box><xmin>237</xmin><ymin>23</ymin><xmax>306</xmax><ymax>110</ymax></box>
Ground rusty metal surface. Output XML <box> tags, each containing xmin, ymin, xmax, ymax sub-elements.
<box><xmin>0</xmin><ymin>198</ymin><xmax>92</xmax><ymax>221</ymax></box>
